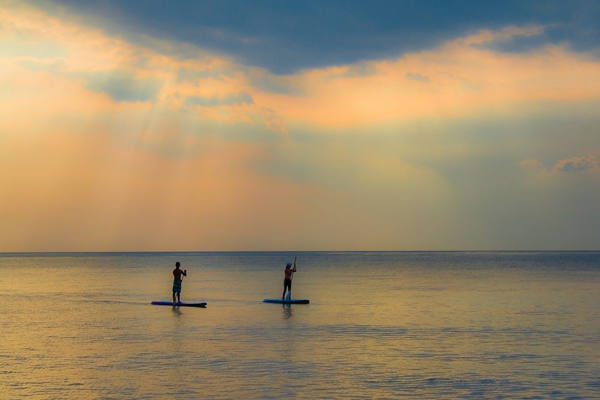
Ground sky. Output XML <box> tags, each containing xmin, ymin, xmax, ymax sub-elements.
<box><xmin>1</xmin><ymin>0</ymin><xmax>600</xmax><ymax>251</ymax></box>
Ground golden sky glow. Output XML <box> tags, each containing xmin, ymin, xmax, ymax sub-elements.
<box><xmin>1</xmin><ymin>1</ymin><xmax>600</xmax><ymax>251</ymax></box>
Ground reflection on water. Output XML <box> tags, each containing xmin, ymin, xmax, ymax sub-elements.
<box><xmin>282</xmin><ymin>304</ymin><xmax>294</xmax><ymax>320</ymax></box>
<box><xmin>171</xmin><ymin>306</ymin><xmax>183</xmax><ymax>317</ymax></box>
<box><xmin>0</xmin><ymin>251</ymin><xmax>599</xmax><ymax>399</ymax></box>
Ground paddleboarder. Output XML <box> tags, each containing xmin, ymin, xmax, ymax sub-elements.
<box><xmin>282</xmin><ymin>257</ymin><xmax>297</xmax><ymax>300</ymax></box>
<box><xmin>172</xmin><ymin>262</ymin><xmax>187</xmax><ymax>304</ymax></box>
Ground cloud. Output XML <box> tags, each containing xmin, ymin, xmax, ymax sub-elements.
<box><xmin>185</xmin><ymin>91</ymin><xmax>254</xmax><ymax>108</ymax></box>
<box><xmin>520</xmin><ymin>159</ymin><xmax>544</xmax><ymax>169</ymax></box>
<box><xmin>553</xmin><ymin>156</ymin><xmax>599</xmax><ymax>173</ymax></box>
<box><xmin>406</xmin><ymin>72</ymin><xmax>430</xmax><ymax>82</ymax></box>
<box><xmin>84</xmin><ymin>70</ymin><xmax>164</xmax><ymax>102</ymax></box>
<box><xmin>466</xmin><ymin>25</ymin><xmax>546</xmax><ymax>47</ymax></box>
<box><xmin>44</xmin><ymin>0</ymin><xmax>600</xmax><ymax>74</ymax></box>
<box><xmin>17</xmin><ymin>60</ymin><xmax>164</xmax><ymax>103</ymax></box>
<box><xmin>520</xmin><ymin>156</ymin><xmax>600</xmax><ymax>177</ymax></box>
<box><xmin>8</xmin><ymin>2</ymin><xmax>600</xmax><ymax>132</ymax></box>
<box><xmin>3</xmin><ymin>1</ymin><xmax>600</xmax><ymax>251</ymax></box>
<box><xmin>246</xmin><ymin>68</ymin><xmax>304</xmax><ymax>95</ymax></box>
<box><xmin>261</xmin><ymin>108</ymin><xmax>287</xmax><ymax>134</ymax></box>
<box><xmin>0</xmin><ymin>1</ymin><xmax>285</xmax><ymax>141</ymax></box>
<box><xmin>344</xmin><ymin>62</ymin><xmax>379</xmax><ymax>78</ymax></box>
<box><xmin>260</xmin><ymin>29</ymin><xmax>600</xmax><ymax>129</ymax></box>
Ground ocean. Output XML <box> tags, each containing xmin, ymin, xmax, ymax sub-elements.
<box><xmin>1</xmin><ymin>251</ymin><xmax>599</xmax><ymax>399</ymax></box>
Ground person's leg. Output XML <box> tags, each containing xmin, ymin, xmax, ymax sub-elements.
<box><xmin>283</xmin><ymin>279</ymin><xmax>292</xmax><ymax>300</ymax></box>
<box><xmin>282</xmin><ymin>279</ymin><xmax>288</xmax><ymax>299</ymax></box>
<box><xmin>173</xmin><ymin>281</ymin><xmax>182</xmax><ymax>304</ymax></box>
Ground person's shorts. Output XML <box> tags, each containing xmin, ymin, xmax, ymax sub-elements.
<box><xmin>283</xmin><ymin>278</ymin><xmax>292</xmax><ymax>289</ymax></box>
<box><xmin>172</xmin><ymin>280</ymin><xmax>182</xmax><ymax>294</ymax></box>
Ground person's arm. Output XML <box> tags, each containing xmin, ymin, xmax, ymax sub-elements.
<box><xmin>183</xmin><ymin>270</ymin><xmax>187</xmax><ymax>277</ymax></box>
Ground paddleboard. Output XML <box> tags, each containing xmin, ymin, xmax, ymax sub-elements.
<box><xmin>151</xmin><ymin>301</ymin><xmax>207</xmax><ymax>307</ymax></box>
<box><xmin>263</xmin><ymin>298</ymin><xmax>310</xmax><ymax>304</ymax></box>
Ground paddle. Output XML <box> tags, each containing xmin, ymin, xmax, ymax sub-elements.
<box><xmin>263</xmin><ymin>257</ymin><xmax>309</xmax><ymax>304</ymax></box>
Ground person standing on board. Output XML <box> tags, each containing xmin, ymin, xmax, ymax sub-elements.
<box><xmin>172</xmin><ymin>262</ymin><xmax>187</xmax><ymax>304</ymax></box>
<box><xmin>282</xmin><ymin>257</ymin><xmax>297</xmax><ymax>300</ymax></box>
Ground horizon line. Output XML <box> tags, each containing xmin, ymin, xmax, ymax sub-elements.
<box><xmin>1</xmin><ymin>249</ymin><xmax>599</xmax><ymax>255</ymax></box>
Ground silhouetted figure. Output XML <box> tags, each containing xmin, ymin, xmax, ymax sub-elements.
<box><xmin>282</xmin><ymin>257</ymin><xmax>297</xmax><ymax>300</ymax></box>
<box><xmin>172</xmin><ymin>262</ymin><xmax>187</xmax><ymax>304</ymax></box>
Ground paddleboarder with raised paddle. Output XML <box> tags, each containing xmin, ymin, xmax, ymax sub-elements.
<box><xmin>282</xmin><ymin>257</ymin><xmax>297</xmax><ymax>300</ymax></box>
<box><xmin>172</xmin><ymin>261</ymin><xmax>187</xmax><ymax>304</ymax></box>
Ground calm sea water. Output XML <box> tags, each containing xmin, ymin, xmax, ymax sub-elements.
<box><xmin>1</xmin><ymin>251</ymin><xmax>599</xmax><ymax>399</ymax></box>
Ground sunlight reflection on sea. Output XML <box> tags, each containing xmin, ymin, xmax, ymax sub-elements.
<box><xmin>1</xmin><ymin>251</ymin><xmax>599</xmax><ymax>398</ymax></box>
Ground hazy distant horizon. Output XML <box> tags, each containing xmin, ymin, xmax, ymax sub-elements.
<box><xmin>1</xmin><ymin>249</ymin><xmax>599</xmax><ymax>255</ymax></box>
